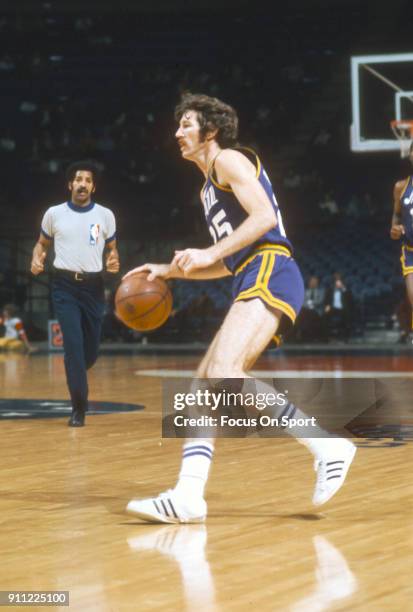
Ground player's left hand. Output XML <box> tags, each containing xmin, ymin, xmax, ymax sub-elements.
<box><xmin>106</xmin><ymin>250</ymin><xmax>120</xmax><ymax>273</ymax></box>
<box><xmin>173</xmin><ymin>248</ymin><xmax>216</xmax><ymax>274</ymax></box>
<box><xmin>390</xmin><ymin>224</ymin><xmax>405</xmax><ymax>240</ymax></box>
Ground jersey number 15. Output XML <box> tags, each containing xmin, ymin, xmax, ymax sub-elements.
<box><xmin>209</xmin><ymin>210</ymin><xmax>233</xmax><ymax>243</ymax></box>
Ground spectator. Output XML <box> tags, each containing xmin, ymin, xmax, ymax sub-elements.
<box><xmin>360</xmin><ymin>191</ymin><xmax>377</xmax><ymax>219</ymax></box>
<box><xmin>0</xmin><ymin>134</ymin><xmax>16</xmax><ymax>153</ymax></box>
<box><xmin>313</xmin><ymin>127</ymin><xmax>332</xmax><ymax>146</ymax></box>
<box><xmin>283</xmin><ymin>168</ymin><xmax>302</xmax><ymax>190</ymax></box>
<box><xmin>0</xmin><ymin>304</ymin><xmax>36</xmax><ymax>352</ymax></box>
<box><xmin>0</xmin><ymin>54</ymin><xmax>15</xmax><ymax>71</ymax></box>
<box><xmin>319</xmin><ymin>191</ymin><xmax>339</xmax><ymax>215</ymax></box>
<box><xmin>295</xmin><ymin>275</ymin><xmax>325</xmax><ymax>342</ymax></box>
<box><xmin>305</xmin><ymin>275</ymin><xmax>325</xmax><ymax>314</ymax></box>
<box><xmin>394</xmin><ymin>297</ymin><xmax>412</xmax><ymax>344</ymax></box>
<box><xmin>318</xmin><ymin>191</ymin><xmax>339</xmax><ymax>224</ymax></box>
<box><xmin>323</xmin><ymin>273</ymin><xmax>354</xmax><ymax>342</ymax></box>
<box><xmin>345</xmin><ymin>194</ymin><xmax>361</xmax><ymax>219</ymax></box>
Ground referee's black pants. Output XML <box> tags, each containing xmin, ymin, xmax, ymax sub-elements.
<box><xmin>52</xmin><ymin>274</ymin><xmax>105</xmax><ymax>413</ymax></box>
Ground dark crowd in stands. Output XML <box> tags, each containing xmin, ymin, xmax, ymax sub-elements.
<box><xmin>0</xmin><ymin>2</ymin><xmax>412</xmax><ymax>344</ymax></box>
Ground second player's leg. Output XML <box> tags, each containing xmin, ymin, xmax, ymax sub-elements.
<box><xmin>405</xmin><ymin>274</ymin><xmax>413</xmax><ymax>335</ymax></box>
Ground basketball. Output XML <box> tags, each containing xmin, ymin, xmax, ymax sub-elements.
<box><xmin>114</xmin><ymin>272</ymin><xmax>173</xmax><ymax>331</ymax></box>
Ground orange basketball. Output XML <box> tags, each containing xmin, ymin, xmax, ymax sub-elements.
<box><xmin>114</xmin><ymin>272</ymin><xmax>173</xmax><ymax>331</ymax></box>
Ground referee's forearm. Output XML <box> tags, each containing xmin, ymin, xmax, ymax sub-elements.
<box><xmin>32</xmin><ymin>241</ymin><xmax>47</xmax><ymax>258</ymax></box>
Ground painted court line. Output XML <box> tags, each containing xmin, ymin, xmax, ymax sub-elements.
<box><xmin>134</xmin><ymin>369</ymin><xmax>413</xmax><ymax>379</ymax></box>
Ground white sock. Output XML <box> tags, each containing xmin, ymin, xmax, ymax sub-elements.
<box><xmin>297</xmin><ymin>435</ymin><xmax>352</xmax><ymax>458</ymax></box>
<box><xmin>281</xmin><ymin>401</ymin><xmax>334</xmax><ymax>453</ymax></box>
<box><xmin>174</xmin><ymin>441</ymin><xmax>214</xmax><ymax>500</ymax></box>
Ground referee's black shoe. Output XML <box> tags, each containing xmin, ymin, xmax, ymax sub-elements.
<box><xmin>68</xmin><ymin>408</ymin><xmax>85</xmax><ymax>427</ymax></box>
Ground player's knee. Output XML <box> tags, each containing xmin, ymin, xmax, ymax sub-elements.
<box><xmin>195</xmin><ymin>362</ymin><xmax>208</xmax><ymax>377</ymax></box>
<box><xmin>205</xmin><ymin>360</ymin><xmax>244</xmax><ymax>379</ymax></box>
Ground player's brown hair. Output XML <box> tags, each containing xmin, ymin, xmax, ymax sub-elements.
<box><xmin>175</xmin><ymin>93</ymin><xmax>239</xmax><ymax>148</ymax></box>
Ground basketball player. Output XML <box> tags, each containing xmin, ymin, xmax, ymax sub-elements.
<box><xmin>390</xmin><ymin>141</ymin><xmax>413</xmax><ymax>341</ymax></box>
<box><xmin>30</xmin><ymin>161</ymin><xmax>120</xmax><ymax>426</ymax></box>
<box><xmin>125</xmin><ymin>93</ymin><xmax>356</xmax><ymax>522</ymax></box>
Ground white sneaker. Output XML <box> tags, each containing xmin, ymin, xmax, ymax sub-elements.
<box><xmin>312</xmin><ymin>441</ymin><xmax>357</xmax><ymax>506</ymax></box>
<box><xmin>126</xmin><ymin>489</ymin><xmax>207</xmax><ymax>524</ymax></box>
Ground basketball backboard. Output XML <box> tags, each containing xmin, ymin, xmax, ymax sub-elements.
<box><xmin>350</xmin><ymin>52</ymin><xmax>413</xmax><ymax>154</ymax></box>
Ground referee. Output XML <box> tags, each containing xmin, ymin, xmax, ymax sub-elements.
<box><xmin>30</xmin><ymin>160</ymin><xmax>120</xmax><ymax>426</ymax></box>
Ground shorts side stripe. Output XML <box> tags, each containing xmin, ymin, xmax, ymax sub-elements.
<box><xmin>234</xmin><ymin>248</ymin><xmax>297</xmax><ymax>323</ymax></box>
<box><xmin>259</xmin><ymin>288</ymin><xmax>297</xmax><ymax>321</ymax></box>
<box><xmin>261</xmin><ymin>290</ymin><xmax>297</xmax><ymax>322</ymax></box>
<box><xmin>259</xmin><ymin>253</ymin><xmax>273</xmax><ymax>286</ymax></box>
<box><xmin>401</xmin><ymin>246</ymin><xmax>413</xmax><ymax>276</ymax></box>
<box><xmin>235</xmin><ymin>286</ymin><xmax>297</xmax><ymax>322</ymax></box>
<box><xmin>240</xmin><ymin>252</ymin><xmax>276</xmax><ymax>297</ymax></box>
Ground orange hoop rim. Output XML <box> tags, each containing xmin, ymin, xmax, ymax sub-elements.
<box><xmin>391</xmin><ymin>119</ymin><xmax>413</xmax><ymax>136</ymax></box>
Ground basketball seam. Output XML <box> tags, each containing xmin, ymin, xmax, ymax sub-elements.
<box><xmin>123</xmin><ymin>296</ymin><xmax>171</xmax><ymax>323</ymax></box>
<box><xmin>116</xmin><ymin>289</ymin><xmax>169</xmax><ymax>305</ymax></box>
<box><xmin>116</xmin><ymin>290</ymin><xmax>172</xmax><ymax>323</ymax></box>
<box><xmin>116</xmin><ymin>290</ymin><xmax>171</xmax><ymax>318</ymax></box>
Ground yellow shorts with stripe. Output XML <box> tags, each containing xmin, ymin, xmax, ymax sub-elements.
<box><xmin>401</xmin><ymin>244</ymin><xmax>413</xmax><ymax>277</ymax></box>
<box><xmin>232</xmin><ymin>244</ymin><xmax>304</xmax><ymax>326</ymax></box>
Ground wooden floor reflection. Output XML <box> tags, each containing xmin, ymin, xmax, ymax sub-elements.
<box><xmin>0</xmin><ymin>352</ymin><xmax>412</xmax><ymax>611</ymax></box>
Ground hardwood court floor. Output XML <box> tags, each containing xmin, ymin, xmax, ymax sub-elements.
<box><xmin>0</xmin><ymin>351</ymin><xmax>412</xmax><ymax>611</ymax></box>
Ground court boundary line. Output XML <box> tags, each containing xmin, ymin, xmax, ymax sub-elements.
<box><xmin>134</xmin><ymin>369</ymin><xmax>413</xmax><ymax>379</ymax></box>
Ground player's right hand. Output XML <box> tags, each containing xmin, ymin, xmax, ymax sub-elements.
<box><xmin>122</xmin><ymin>263</ymin><xmax>171</xmax><ymax>282</ymax></box>
<box><xmin>390</xmin><ymin>225</ymin><xmax>405</xmax><ymax>240</ymax></box>
<box><xmin>31</xmin><ymin>252</ymin><xmax>46</xmax><ymax>275</ymax></box>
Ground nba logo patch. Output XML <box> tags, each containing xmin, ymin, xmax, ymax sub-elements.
<box><xmin>89</xmin><ymin>223</ymin><xmax>100</xmax><ymax>245</ymax></box>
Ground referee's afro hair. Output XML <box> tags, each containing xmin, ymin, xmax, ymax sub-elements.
<box><xmin>65</xmin><ymin>160</ymin><xmax>102</xmax><ymax>186</ymax></box>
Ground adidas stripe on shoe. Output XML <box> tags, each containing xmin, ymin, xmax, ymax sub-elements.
<box><xmin>312</xmin><ymin>441</ymin><xmax>357</xmax><ymax>506</ymax></box>
<box><xmin>126</xmin><ymin>490</ymin><xmax>207</xmax><ymax>524</ymax></box>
